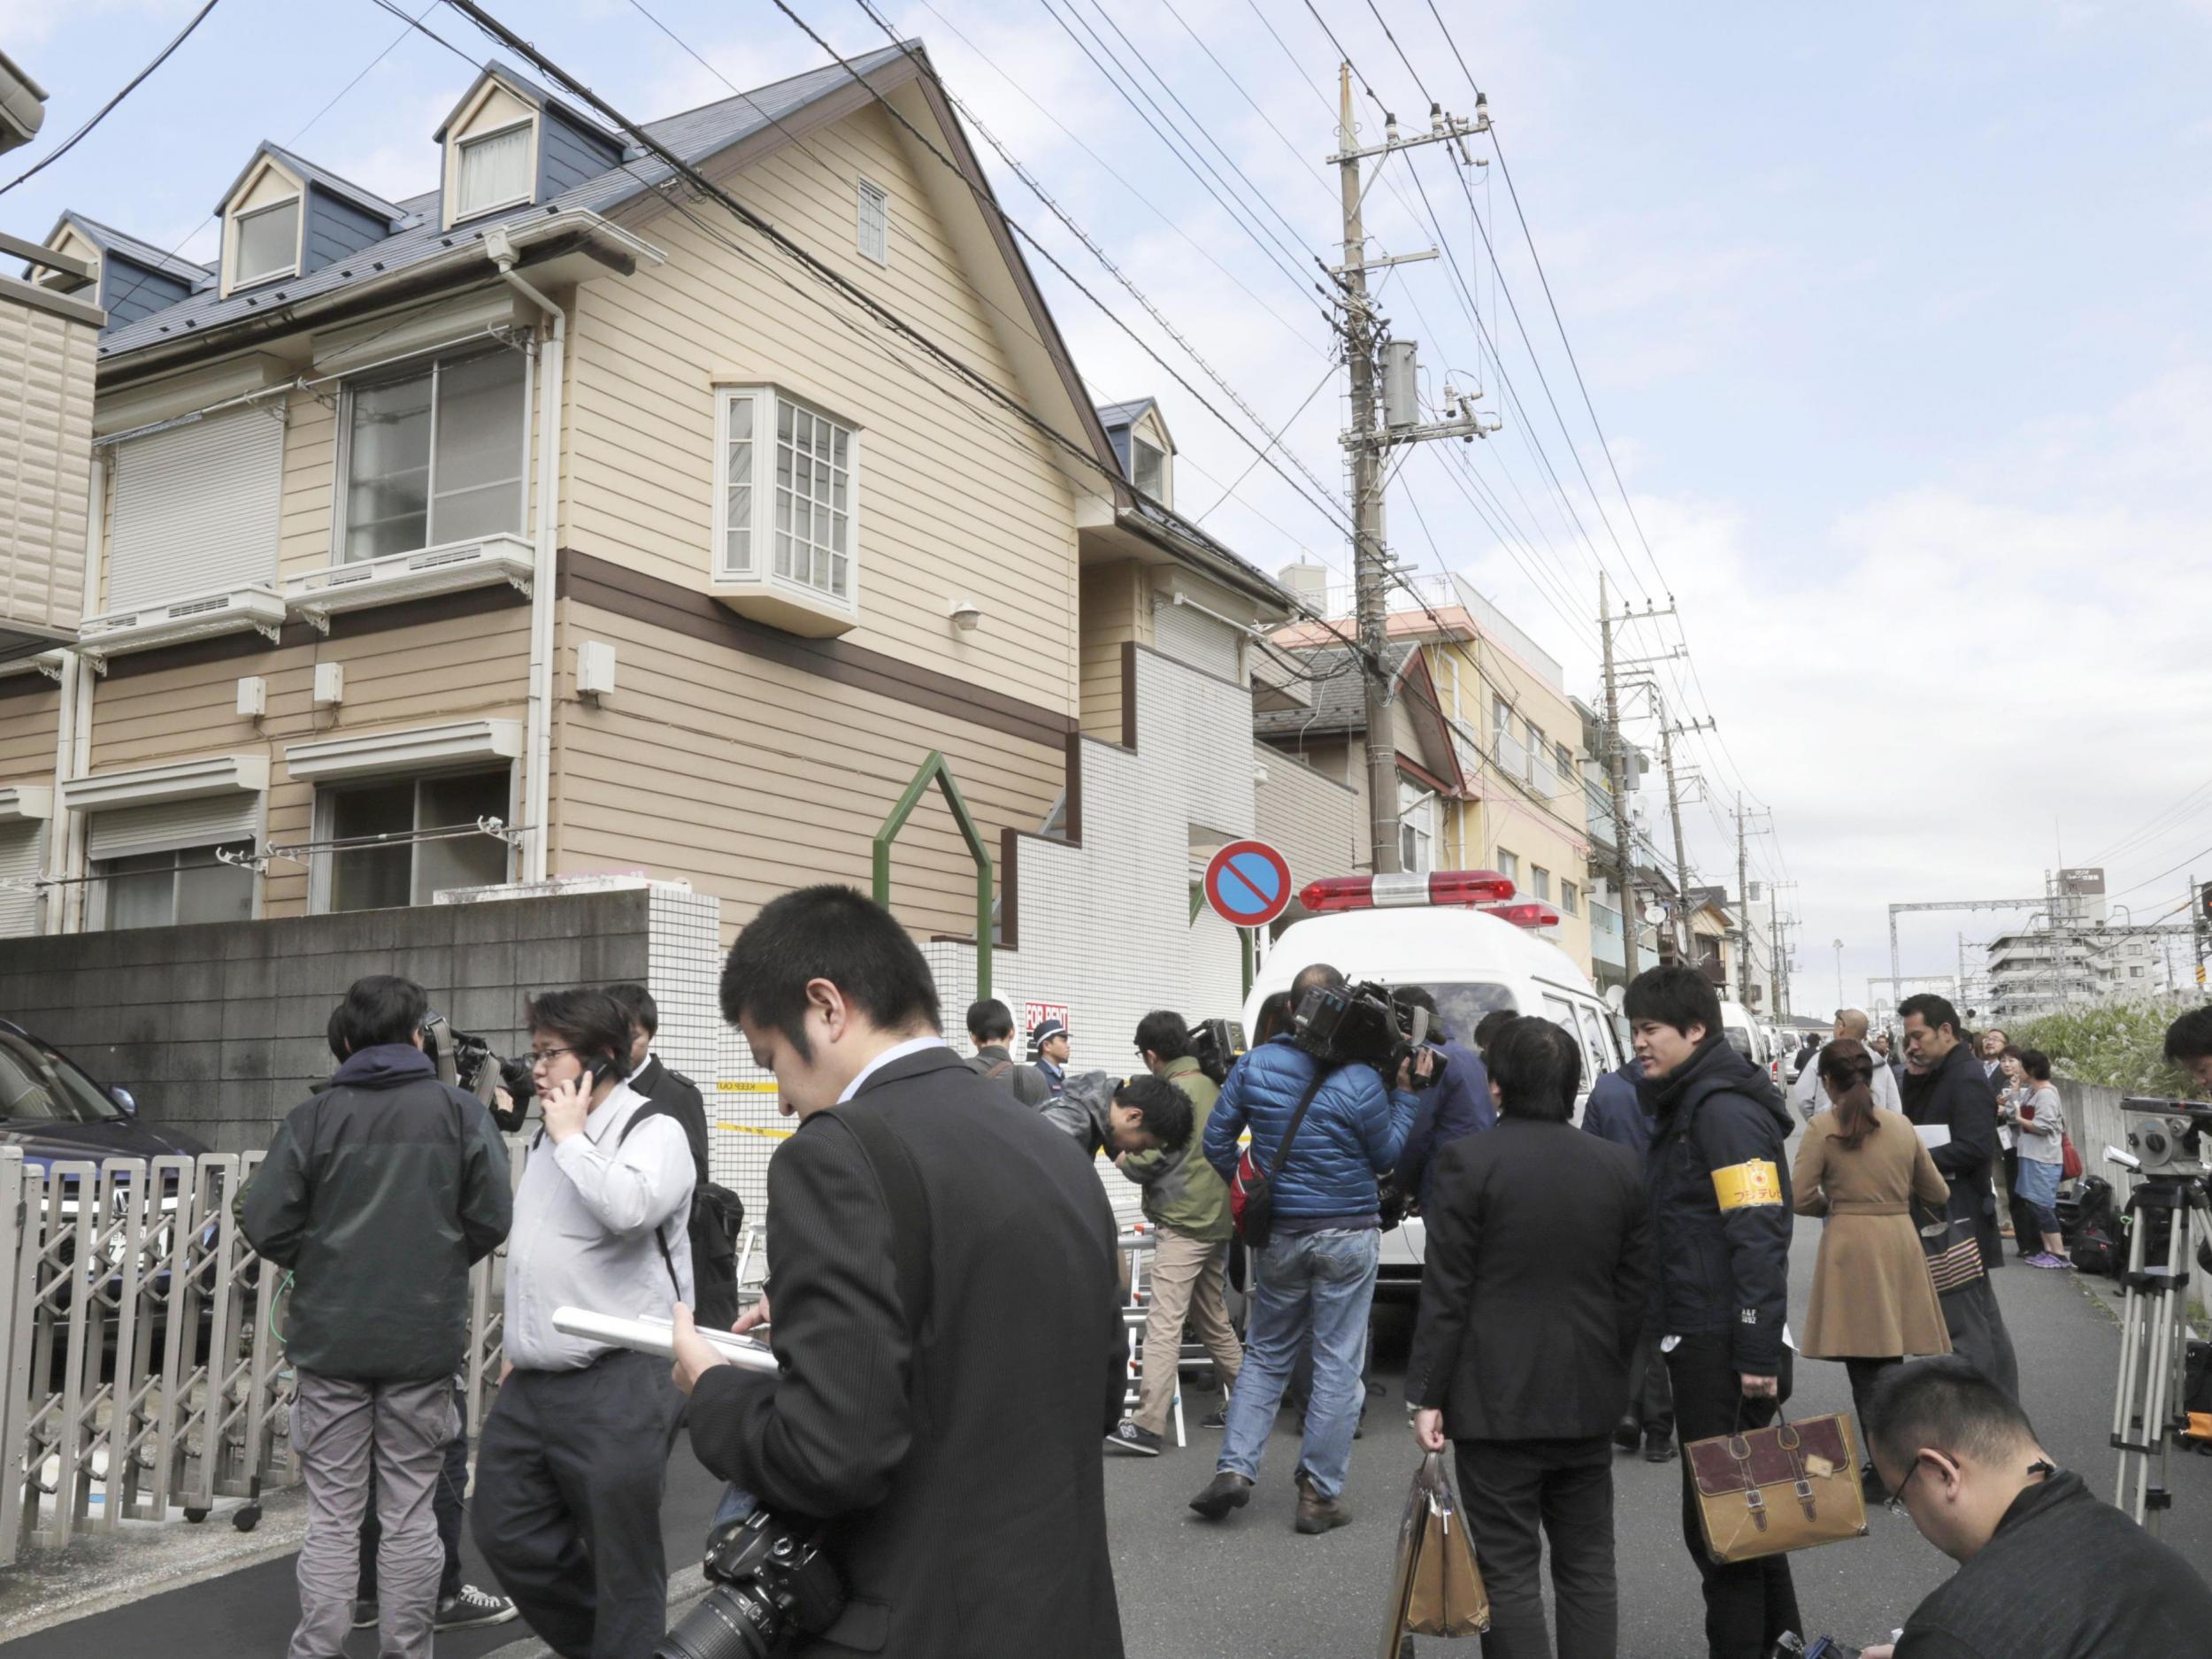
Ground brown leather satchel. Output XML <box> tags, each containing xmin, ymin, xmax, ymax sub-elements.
<box><xmin>1379</xmin><ymin>1452</ymin><xmax>1489</xmax><ymax>1656</ymax></box>
<box><xmin>1685</xmin><ymin>1411</ymin><xmax>1870</xmax><ymax>1564</ymax></box>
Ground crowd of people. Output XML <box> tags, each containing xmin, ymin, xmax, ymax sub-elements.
<box><xmin>232</xmin><ymin>890</ymin><xmax>2212</xmax><ymax>1659</ymax></box>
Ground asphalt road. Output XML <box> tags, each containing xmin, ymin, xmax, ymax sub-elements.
<box><xmin>9</xmin><ymin>1215</ymin><xmax>2209</xmax><ymax>1657</ymax></box>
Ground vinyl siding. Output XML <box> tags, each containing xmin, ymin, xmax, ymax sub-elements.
<box><xmin>1078</xmin><ymin>561</ymin><xmax>1148</xmax><ymax>742</ymax></box>
<box><xmin>563</xmin><ymin>98</ymin><xmax>1081</xmax><ymax>718</ymax></box>
<box><xmin>0</xmin><ymin>296</ymin><xmax>96</xmax><ymax>639</ymax></box>
<box><xmin>100</xmin><ymin>261</ymin><xmax>196</xmax><ymax>329</ymax></box>
<box><xmin>303</xmin><ymin>190</ymin><xmax>391</xmax><ymax>276</ymax></box>
<box><xmin>551</xmin><ymin>599</ymin><xmax>1062</xmax><ymax>943</ymax></box>
<box><xmin>83</xmin><ymin>604</ymin><xmax>529</xmax><ymax>916</ymax></box>
<box><xmin>0</xmin><ymin>688</ymin><xmax>60</xmax><ymax>783</ymax></box>
<box><xmin>539</xmin><ymin>111</ymin><xmax>621</xmax><ymax>199</ymax></box>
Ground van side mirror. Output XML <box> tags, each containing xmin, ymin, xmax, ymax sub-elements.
<box><xmin>111</xmin><ymin>1087</ymin><xmax>137</xmax><ymax>1116</ymax></box>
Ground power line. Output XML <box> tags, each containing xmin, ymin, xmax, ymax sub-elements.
<box><xmin>0</xmin><ymin>0</ymin><xmax>222</xmax><ymax>197</ymax></box>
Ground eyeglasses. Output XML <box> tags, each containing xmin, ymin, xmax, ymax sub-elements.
<box><xmin>529</xmin><ymin>1047</ymin><xmax>578</xmax><ymax>1069</ymax></box>
<box><xmin>1884</xmin><ymin>1455</ymin><xmax>1926</xmax><ymax>1517</ymax></box>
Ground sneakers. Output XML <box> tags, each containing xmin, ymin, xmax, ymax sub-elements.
<box><xmin>1294</xmin><ymin>1485</ymin><xmax>1353</xmax><ymax>1535</ymax></box>
<box><xmin>2025</xmin><ymin>1252</ymin><xmax>2075</xmax><ymax>1270</ymax></box>
<box><xmin>350</xmin><ymin>1601</ymin><xmax>378</xmax><ymax>1631</ymax></box>
<box><xmin>1104</xmin><ymin>1421</ymin><xmax>1164</xmax><ymax>1457</ymax></box>
<box><xmin>1612</xmin><ymin>1417</ymin><xmax>1641</xmax><ymax>1453</ymax></box>
<box><xmin>1642</xmin><ymin>1429</ymin><xmax>1677</xmax><ymax>1463</ymax></box>
<box><xmin>1201</xmin><ymin>1407</ymin><xmax>1227</xmax><ymax>1430</ymax></box>
<box><xmin>1188</xmin><ymin>1471</ymin><xmax>1253</xmax><ymax>1519</ymax></box>
<box><xmin>436</xmin><ymin>1584</ymin><xmax>518</xmax><ymax>1631</ymax></box>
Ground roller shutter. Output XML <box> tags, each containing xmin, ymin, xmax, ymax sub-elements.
<box><xmin>0</xmin><ymin>821</ymin><xmax>44</xmax><ymax>938</ymax></box>
<box><xmin>1151</xmin><ymin>596</ymin><xmax>1240</xmax><ymax>681</ymax></box>
<box><xmin>105</xmin><ymin>403</ymin><xmax>285</xmax><ymax>611</ymax></box>
<box><xmin>87</xmin><ymin>794</ymin><xmax>261</xmax><ymax>863</ymax></box>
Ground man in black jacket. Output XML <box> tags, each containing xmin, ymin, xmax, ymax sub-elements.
<box><xmin>1409</xmin><ymin>1017</ymin><xmax>1649</xmax><ymax>1659</ymax></box>
<box><xmin>1626</xmin><ymin>964</ymin><xmax>1800</xmax><ymax>1659</ymax></box>
<box><xmin>1861</xmin><ymin>1357</ymin><xmax>2212</xmax><ymax>1658</ymax></box>
<box><xmin>965</xmin><ymin>997</ymin><xmax>1051</xmax><ymax>1107</ymax></box>
<box><xmin>669</xmin><ymin>886</ymin><xmax>1125</xmax><ymax>1659</ymax></box>
<box><xmin>1899</xmin><ymin>995</ymin><xmax>2020</xmax><ymax>1401</ymax></box>
<box><xmin>242</xmin><ymin>975</ymin><xmax>512</xmax><ymax>1659</ymax></box>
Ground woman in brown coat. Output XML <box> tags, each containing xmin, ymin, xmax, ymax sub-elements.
<box><xmin>1791</xmin><ymin>1037</ymin><xmax>1951</xmax><ymax>1498</ymax></box>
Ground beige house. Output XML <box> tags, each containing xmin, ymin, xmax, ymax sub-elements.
<box><xmin>0</xmin><ymin>44</ymin><xmax>1290</xmax><ymax>950</ymax></box>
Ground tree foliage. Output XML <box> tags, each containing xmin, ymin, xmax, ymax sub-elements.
<box><xmin>2011</xmin><ymin>999</ymin><xmax>2195</xmax><ymax>1094</ymax></box>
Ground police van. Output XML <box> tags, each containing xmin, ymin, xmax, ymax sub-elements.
<box><xmin>1238</xmin><ymin>871</ymin><xmax>1626</xmax><ymax>1301</ymax></box>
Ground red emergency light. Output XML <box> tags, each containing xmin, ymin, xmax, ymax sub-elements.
<box><xmin>1480</xmin><ymin>901</ymin><xmax>1562</xmax><ymax>930</ymax></box>
<box><xmin>1297</xmin><ymin>870</ymin><xmax>1517</xmax><ymax>913</ymax></box>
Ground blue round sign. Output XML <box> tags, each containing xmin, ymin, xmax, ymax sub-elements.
<box><xmin>1203</xmin><ymin>840</ymin><xmax>1293</xmax><ymax>928</ymax></box>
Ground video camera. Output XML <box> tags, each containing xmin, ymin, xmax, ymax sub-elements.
<box><xmin>423</xmin><ymin>1012</ymin><xmax>535</xmax><ymax>1130</ymax></box>
<box><xmin>2117</xmin><ymin>1097</ymin><xmax>2212</xmax><ymax>1179</ymax></box>
<box><xmin>1291</xmin><ymin>980</ymin><xmax>1445</xmax><ymax>1087</ymax></box>
<box><xmin>1187</xmin><ymin>1017</ymin><xmax>1246</xmax><ymax>1087</ymax></box>
<box><xmin>656</xmin><ymin>1507</ymin><xmax>845</xmax><ymax>1659</ymax></box>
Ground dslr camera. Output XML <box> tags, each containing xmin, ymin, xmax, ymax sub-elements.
<box><xmin>656</xmin><ymin>1508</ymin><xmax>846</xmax><ymax>1659</ymax></box>
<box><xmin>1292</xmin><ymin>980</ymin><xmax>1444</xmax><ymax>1087</ymax></box>
<box><xmin>1187</xmin><ymin>1017</ymin><xmax>1246</xmax><ymax>1087</ymax></box>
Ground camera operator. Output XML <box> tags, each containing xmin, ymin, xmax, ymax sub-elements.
<box><xmin>1626</xmin><ymin>964</ymin><xmax>1801</xmax><ymax>1659</ymax></box>
<box><xmin>2163</xmin><ymin>1003</ymin><xmax>2212</xmax><ymax>1092</ymax></box>
<box><xmin>1384</xmin><ymin>984</ymin><xmax>1493</xmax><ymax>1217</ymax></box>
<box><xmin>668</xmin><ymin>885</ymin><xmax>1125</xmax><ymax>1658</ymax></box>
<box><xmin>472</xmin><ymin>987</ymin><xmax>696</xmax><ymax>1659</ymax></box>
<box><xmin>1188</xmin><ymin>963</ymin><xmax>1424</xmax><ymax>1535</ymax></box>
<box><xmin>1105</xmin><ymin>1011</ymin><xmax>1244</xmax><ymax>1457</ymax></box>
<box><xmin>1859</xmin><ymin>1357</ymin><xmax>2212</xmax><ymax>1658</ymax></box>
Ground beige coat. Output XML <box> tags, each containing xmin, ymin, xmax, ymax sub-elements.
<box><xmin>1792</xmin><ymin>1107</ymin><xmax>1954</xmax><ymax>1360</ymax></box>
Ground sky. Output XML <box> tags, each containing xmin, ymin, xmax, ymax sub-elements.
<box><xmin>11</xmin><ymin>0</ymin><xmax>2212</xmax><ymax>1016</ymax></box>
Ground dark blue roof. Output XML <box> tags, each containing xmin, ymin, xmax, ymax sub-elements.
<box><xmin>90</xmin><ymin>41</ymin><xmax>916</xmax><ymax>360</ymax></box>
<box><xmin>212</xmin><ymin>141</ymin><xmax>410</xmax><ymax>226</ymax></box>
<box><xmin>37</xmin><ymin>211</ymin><xmax>214</xmax><ymax>289</ymax></box>
<box><xmin>432</xmin><ymin>59</ymin><xmax>622</xmax><ymax>148</ymax></box>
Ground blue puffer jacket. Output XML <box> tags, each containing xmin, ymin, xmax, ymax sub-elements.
<box><xmin>1202</xmin><ymin>1036</ymin><xmax>1419</xmax><ymax>1221</ymax></box>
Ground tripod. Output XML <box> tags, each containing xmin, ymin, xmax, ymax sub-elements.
<box><xmin>2109</xmin><ymin>1171</ymin><xmax>2212</xmax><ymax>1536</ymax></box>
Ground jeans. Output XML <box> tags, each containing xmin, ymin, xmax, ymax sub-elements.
<box><xmin>1217</xmin><ymin>1226</ymin><xmax>1379</xmax><ymax>1502</ymax></box>
<box><xmin>2015</xmin><ymin>1156</ymin><xmax>2062</xmax><ymax>1236</ymax></box>
<box><xmin>1455</xmin><ymin>1436</ymin><xmax>1617</xmax><ymax>1659</ymax></box>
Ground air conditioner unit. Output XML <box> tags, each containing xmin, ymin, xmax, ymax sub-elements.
<box><xmin>283</xmin><ymin>534</ymin><xmax>534</xmax><ymax>632</ymax></box>
<box><xmin>79</xmin><ymin>586</ymin><xmax>287</xmax><ymax>665</ymax></box>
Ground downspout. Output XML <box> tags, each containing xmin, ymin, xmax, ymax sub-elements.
<box><xmin>487</xmin><ymin>230</ymin><xmax>561</xmax><ymax>885</ymax></box>
<box><xmin>49</xmin><ymin>451</ymin><xmax>104</xmax><ymax>934</ymax></box>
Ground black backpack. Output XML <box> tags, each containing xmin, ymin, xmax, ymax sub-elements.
<box><xmin>2062</xmin><ymin>1174</ymin><xmax>2120</xmax><ymax>1277</ymax></box>
<box><xmin>616</xmin><ymin>1097</ymin><xmax>745</xmax><ymax>1329</ymax></box>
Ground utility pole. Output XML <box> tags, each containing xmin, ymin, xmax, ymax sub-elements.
<box><xmin>1735</xmin><ymin>795</ymin><xmax>1753</xmax><ymax>1006</ymax></box>
<box><xmin>1598</xmin><ymin>573</ymin><xmax>1638</xmax><ymax>974</ymax></box>
<box><xmin>1658</xmin><ymin>711</ymin><xmax>1712</xmax><ymax>956</ymax></box>
<box><xmin>1332</xmin><ymin>68</ymin><xmax>1494</xmax><ymax>877</ymax></box>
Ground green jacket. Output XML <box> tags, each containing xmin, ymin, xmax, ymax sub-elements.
<box><xmin>1119</xmin><ymin>1056</ymin><xmax>1231</xmax><ymax>1241</ymax></box>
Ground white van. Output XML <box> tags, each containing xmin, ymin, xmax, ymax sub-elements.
<box><xmin>1239</xmin><ymin>892</ymin><xmax>1624</xmax><ymax>1301</ymax></box>
<box><xmin>1717</xmin><ymin>998</ymin><xmax>1770</xmax><ymax>1072</ymax></box>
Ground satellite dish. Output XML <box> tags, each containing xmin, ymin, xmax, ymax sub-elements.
<box><xmin>1604</xmin><ymin>984</ymin><xmax>1627</xmax><ymax>1013</ymax></box>
<box><xmin>1641</xmin><ymin>903</ymin><xmax>1668</xmax><ymax>926</ymax></box>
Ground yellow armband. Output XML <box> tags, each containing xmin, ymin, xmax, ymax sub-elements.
<box><xmin>1711</xmin><ymin>1159</ymin><xmax>1784</xmax><ymax>1211</ymax></box>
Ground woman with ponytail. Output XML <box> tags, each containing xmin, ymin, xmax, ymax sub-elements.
<box><xmin>1791</xmin><ymin>1037</ymin><xmax>1955</xmax><ymax>1499</ymax></box>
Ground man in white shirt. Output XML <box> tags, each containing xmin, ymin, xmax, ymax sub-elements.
<box><xmin>472</xmin><ymin>987</ymin><xmax>695</xmax><ymax>1659</ymax></box>
<box><xmin>1788</xmin><ymin>1008</ymin><xmax>1901</xmax><ymax>1121</ymax></box>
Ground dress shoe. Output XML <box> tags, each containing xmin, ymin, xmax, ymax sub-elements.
<box><xmin>1294</xmin><ymin>1486</ymin><xmax>1352</xmax><ymax>1534</ymax></box>
<box><xmin>1188</xmin><ymin>1471</ymin><xmax>1252</xmax><ymax>1519</ymax></box>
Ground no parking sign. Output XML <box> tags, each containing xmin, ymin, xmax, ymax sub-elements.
<box><xmin>1202</xmin><ymin>840</ymin><xmax>1293</xmax><ymax>929</ymax></box>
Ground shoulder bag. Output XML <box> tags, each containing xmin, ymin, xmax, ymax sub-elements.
<box><xmin>1229</xmin><ymin>1065</ymin><xmax>1332</xmax><ymax>1250</ymax></box>
<box><xmin>1684</xmin><ymin>1407</ymin><xmax>1868</xmax><ymax>1564</ymax></box>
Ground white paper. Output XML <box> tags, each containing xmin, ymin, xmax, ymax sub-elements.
<box><xmin>550</xmin><ymin>1307</ymin><xmax>780</xmax><ymax>1373</ymax></box>
<box><xmin>1915</xmin><ymin>1124</ymin><xmax>1952</xmax><ymax>1150</ymax></box>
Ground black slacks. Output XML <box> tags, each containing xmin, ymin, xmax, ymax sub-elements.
<box><xmin>1625</xmin><ymin>1329</ymin><xmax>1674</xmax><ymax>1438</ymax></box>
<box><xmin>1665</xmin><ymin>1333</ymin><xmax>1802</xmax><ymax>1659</ymax></box>
<box><xmin>1455</xmin><ymin>1435</ymin><xmax>1617</xmax><ymax>1659</ymax></box>
<box><xmin>1841</xmin><ymin>1357</ymin><xmax>1901</xmax><ymax>1469</ymax></box>
<box><xmin>358</xmin><ymin>1381</ymin><xmax>468</xmax><ymax>1603</ymax></box>
<box><xmin>471</xmin><ymin>1351</ymin><xmax>686</xmax><ymax>1659</ymax></box>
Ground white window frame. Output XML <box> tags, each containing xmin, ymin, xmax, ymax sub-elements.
<box><xmin>1128</xmin><ymin>434</ymin><xmax>1169</xmax><ymax>502</ymax></box>
<box><xmin>455</xmin><ymin>118</ymin><xmax>536</xmax><ymax>219</ymax></box>
<box><xmin>856</xmin><ymin>177</ymin><xmax>889</xmax><ymax>265</ymax></box>
<box><xmin>331</xmin><ymin>343</ymin><xmax>534</xmax><ymax>565</ymax></box>
<box><xmin>231</xmin><ymin>196</ymin><xmax>302</xmax><ymax>288</ymax></box>
<box><xmin>1560</xmin><ymin>879</ymin><xmax>1579</xmax><ymax>917</ymax></box>
<box><xmin>1497</xmin><ymin>848</ymin><xmax>1519</xmax><ymax>884</ymax></box>
<box><xmin>1532</xmin><ymin>864</ymin><xmax>1552</xmax><ymax>902</ymax></box>
<box><xmin>308</xmin><ymin>763</ymin><xmax>519</xmax><ymax>914</ymax></box>
<box><xmin>710</xmin><ymin>384</ymin><xmax>863</xmax><ymax>628</ymax></box>
<box><xmin>92</xmin><ymin>841</ymin><xmax>261</xmax><ymax>932</ymax></box>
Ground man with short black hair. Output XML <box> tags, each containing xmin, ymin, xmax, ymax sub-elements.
<box><xmin>2162</xmin><ymin>1003</ymin><xmax>2212</xmax><ymax>1092</ymax></box>
<box><xmin>1385</xmin><ymin>986</ymin><xmax>1493</xmax><ymax>1212</ymax></box>
<box><xmin>472</xmin><ymin>987</ymin><xmax>695</xmax><ymax>1659</ymax></box>
<box><xmin>1409</xmin><ymin>1017</ymin><xmax>1649</xmax><ymax>1659</ymax></box>
<box><xmin>1860</xmin><ymin>1357</ymin><xmax>2212</xmax><ymax>1658</ymax></box>
<box><xmin>1473</xmin><ymin>1008</ymin><xmax>1520</xmax><ymax>1058</ymax></box>
<box><xmin>1625</xmin><ymin>964</ymin><xmax>1800</xmax><ymax>1658</ymax></box>
<box><xmin>1899</xmin><ymin>994</ymin><xmax>2020</xmax><ymax>1398</ymax></box>
<box><xmin>1048</xmin><ymin>1070</ymin><xmax>1194</xmax><ymax>1159</ymax></box>
<box><xmin>1581</xmin><ymin>1048</ymin><xmax>1676</xmax><ymax>1465</ymax></box>
<box><xmin>1029</xmin><ymin>1014</ymin><xmax>1072</xmax><ymax>1098</ymax></box>
<box><xmin>1107</xmin><ymin>1010</ymin><xmax>1241</xmax><ymax>1457</ymax></box>
<box><xmin>604</xmin><ymin>983</ymin><xmax>710</xmax><ymax>1185</ymax></box>
<box><xmin>966</xmin><ymin>997</ymin><xmax>1049</xmax><ymax>1107</ymax></box>
<box><xmin>243</xmin><ymin>976</ymin><xmax>513</xmax><ymax>1659</ymax></box>
<box><xmin>671</xmin><ymin>885</ymin><xmax>1125</xmax><ymax>1659</ymax></box>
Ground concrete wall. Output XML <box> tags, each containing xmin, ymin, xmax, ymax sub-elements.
<box><xmin>0</xmin><ymin>887</ymin><xmax>649</xmax><ymax>1152</ymax></box>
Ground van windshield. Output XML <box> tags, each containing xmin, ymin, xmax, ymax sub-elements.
<box><xmin>1382</xmin><ymin>981</ymin><xmax>1515</xmax><ymax>1046</ymax></box>
<box><xmin>1722</xmin><ymin>1027</ymin><xmax>1754</xmax><ymax>1058</ymax></box>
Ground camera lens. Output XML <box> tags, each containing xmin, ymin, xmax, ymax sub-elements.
<box><xmin>654</xmin><ymin>1583</ymin><xmax>777</xmax><ymax>1659</ymax></box>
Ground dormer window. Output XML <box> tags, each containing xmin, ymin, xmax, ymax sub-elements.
<box><xmin>457</xmin><ymin>120</ymin><xmax>534</xmax><ymax>219</ymax></box>
<box><xmin>232</xmin><ymin>198</ymin><xmax>299</xmax><ymax>287</ymax></box>
<box><xmin>1130</xmin><ymin>434</ymin><xmax>1167</xmax><ymax>501</ymax></box>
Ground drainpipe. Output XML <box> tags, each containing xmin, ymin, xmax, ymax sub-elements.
<box><xmin>487</xmin><ymin>230</ymin><xmax>561</xmax><ymax>885</ymax></box>
<box><xmin>48</xmin><ymin>451</ymin><xmax>104</xmax><ymax>934</ymax></box>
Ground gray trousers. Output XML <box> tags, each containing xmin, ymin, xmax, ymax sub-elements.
<box><xmin>289</xmin><ymin>1369</ymin><xmax>457</xmax><ymax>1659</ymax></box>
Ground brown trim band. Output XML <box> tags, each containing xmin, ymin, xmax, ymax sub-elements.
<box><xmin>98</xmin><ymin>580</ymin><xmax>530</xmax><ymax>680</ymax></box>
<box><xmin>557</xmin><ymin>549</ymin><xmax>1076</xmax><ymax>752</ymax></box>
<box><xmin>1119</xmin><ymin>641</ymin><xmax>1138</xmax><ymax>750</ymax></box>
<box><xmin>0</xmin><ymin>672</ymin><xmax>59</xmax><ymax>704</ymax></box>
<box><xmin>1397</xmin><ymin>752</ymin><xmax>1455</xmax><ymax>798</ymax></box>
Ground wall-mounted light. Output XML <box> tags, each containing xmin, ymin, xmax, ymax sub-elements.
<box><xmin>948</xmin><ymin>598</ymin><xmax>982</xmax><ymax>634</ymax></box>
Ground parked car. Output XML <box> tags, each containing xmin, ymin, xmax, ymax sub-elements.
<box><xmin>0</xmin><ymin>1018</ymin><xmax>209</xmax><ymax>1170</ymax></box>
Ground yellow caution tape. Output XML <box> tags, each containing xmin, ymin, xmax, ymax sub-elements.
<box><xmin>717</xmin><ymin>1122</ymin><xmax>794</xmax><ymax>1141</ymax></box>
<box><xmin>717</xmin><ymin>1080</ymin><xmax>780</xmax><ymax>1093</ymax></box>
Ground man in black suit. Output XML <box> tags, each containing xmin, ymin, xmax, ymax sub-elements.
<box><xmin>1408</xmin><ymin>1017</ymin><xmax>1650</xmax><ymax>1659</ymax></box>
<box><xmin>668</xmin><ymin>886</ymin><xmax>1125</xmax><ymax>1659</ymax></box>
<box><xmin>605</xmin><ymin>983</ymin><xmax>710</xmax><ymax>1183</ymax></box>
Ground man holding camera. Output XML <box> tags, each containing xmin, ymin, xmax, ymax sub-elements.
<box><xmin>1860</xmin><ymin>1357</ymin><xmax>2212</xmax><ymax>1658</ymax></box>
<box><xmin>472</xmin><ymin>987</ymin><xmax>696</xmax><ymax>1659</ymax></box>
<box><xmin>670</xmin><ymin>885</ymin><xmax>1125</xmax><ymax>1658</ymax></box>
<box><xmin>1189</xmin><ymin>964</ymin><xmax>1423</xmax><ymax>1534</ymax></box>
<box><xmin>1105</xmin><ymin>1011</ymin><xmax>1244</xmax><ymax>1457</ymax></box>
<box><xmin>1625</xmin><ymin>964</ymin><xmax>1800</xmax><ymax>1659</ymax></box>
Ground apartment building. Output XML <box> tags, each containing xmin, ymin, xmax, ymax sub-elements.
<box><xmin>0</xmin><ymin>44</ymin><xmax>1292</xmax><ymax>972</ymax></box>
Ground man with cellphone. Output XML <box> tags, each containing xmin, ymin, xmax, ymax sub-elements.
<box><xmin>472</xmin><ymin>987</ymin><xmax>695</xmax><ymax>1659</ymax></box>
<box><xmin>668</xmin><ymin>885</ymin><xmax>1125</xmax><ymax>1659</ymax></box>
